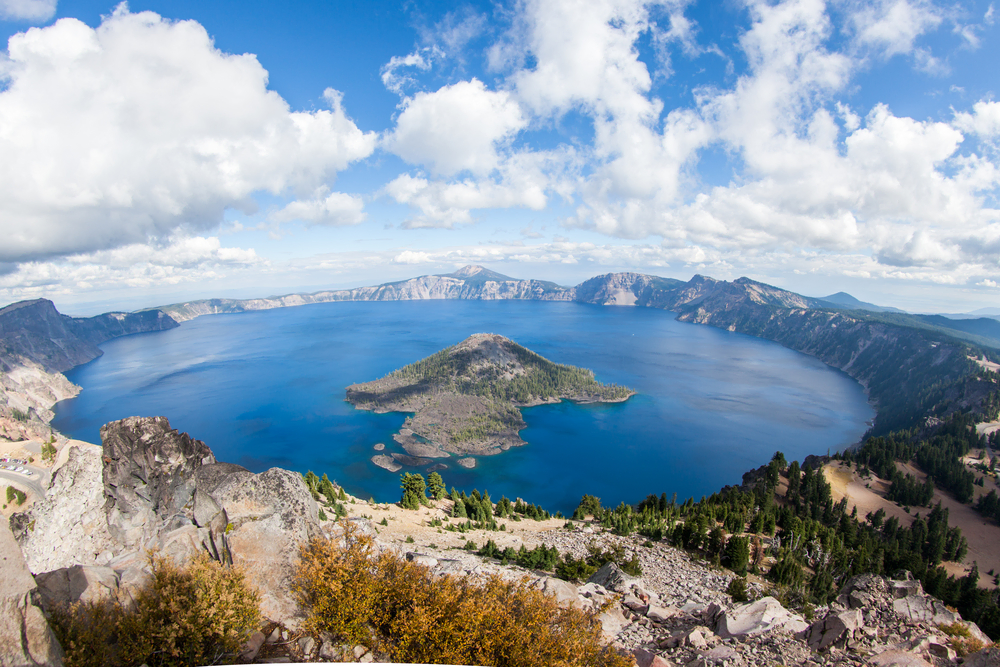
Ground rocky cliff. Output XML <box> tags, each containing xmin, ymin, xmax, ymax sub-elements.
<box><xmin>0</xmin><ymin>300</ymin><xmax>177</xmax><ymax>430</ymax></box>
<box><xmin>14</xmin><ymin>416</ymin><xmax>321</xmax><ymax>627</ymax></box>
<box><xmin>156</xmin><ymin>265</ymin><xmax>573</xmax><ymax>322</ymax></box>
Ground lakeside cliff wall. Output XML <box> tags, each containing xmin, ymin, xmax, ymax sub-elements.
<box><xmin>0</xmin><ymin>300</ymin><xmax>177</xmax><ymax>431</ymax></box>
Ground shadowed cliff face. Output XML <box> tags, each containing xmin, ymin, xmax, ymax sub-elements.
<box><xmin>0</xmin><ymin>299</ymin><xmax>178</xmax><ymax>426</ymax></box>
<box><xmin>0</xmin><ymin>299</ymin><xmax>178</xmax><ymax>373</ymax></box>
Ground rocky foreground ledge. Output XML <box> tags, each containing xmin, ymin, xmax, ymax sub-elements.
<box><xmin>1</xmin><ymin>416</ymin><xmax>998</xmax><ymax>666</ymax></box>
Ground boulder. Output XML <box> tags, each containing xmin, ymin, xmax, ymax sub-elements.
<box><xmin>892</xmin><ymin>595</ymin><xmax>960</xmax><ymax>625</ymax></box>
<box><xmin>534</xmin><ymin>576</ymin><xmax>579</xmax><ymax>609</ymax></box>
<box><xmin>803</xmin><ymin>608</ymin><xmax>863</xmax><ymax>651</ymax></box>
<box><xmin>925</xmin><ymin>641</ymin><xmax>955</xmax><ymax>661</ymax></box>
<box><xmin>963</xmin><ymin>621</ymin><xmax>993</xmax><ymax>646</ymax></box>
<box><xmin>622</xmin><ymin>593</ymin><xmax>648</xmax><ymax>613</ymax></box>
<box><xmin>586</xmin><ymin>561</ymin><xmax>643</xmax><ymax>594</ymax></box>
<box><xmin>597</xmin><ymin>605</ymin><xmax>628</xmax><ymax>641</ymax></box>
<box><xmin>240</xmin><ymin>631</ymin><xmax>266</xmax><ymax>662</ymax></box>
<box><xmin>890</xmin><ymin>579</ymin><xmax>923</xmax><ymax>599</ymax></box>
<box><xmin>297</xmin><ymin>635</ymin><xmax>315</xmax><ymax>657</ymax></box>
<box><xmin>962</xmin><ymin>646</ymin><xmax>1000</xmax><ymax>667</ymax></box>
<box><xmin>0</xmin><ymin>518</ymin><xmax>63</xmax><ymax>666</ymax></box>
<box><xmin>405</xmin><ymin>552</ymin><xmax>439</xmax><ymax>568</ymax></box>
<box><xmin>210</xmin><ymin>467</ymin><xmax>321</xmax><ymax>626</ymax></box>
<box><xmin>101</xmin><ymin>416</ymin><xmax>216</xmax><ymax>549</ymax></box>
<box><xmin>634</xmin><ymin>647</ymin><xmax>675</xmax><ymax>667</ymax></box>
<box><xmin>34</xmin><ymin>565</ymin><xmax>119</xmax><ymax>609</ymax></box>
<box><xmin>647</xmin><ymin>605</ymin><xmax>679</xmax><ymax>623</ymax></box>
<box><xmin>868</xmin><ymin>650</ymin><xmax>933</xmax><ymax>667</ymax></box>
<box><xmin>714</xmin><ymin>596</ymin><xmax>808</xmax><ymax>639</ymax></box>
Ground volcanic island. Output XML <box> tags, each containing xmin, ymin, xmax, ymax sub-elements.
<box><xmin>346</xmin><ymin>333</ymin><xmax>635</xmax><ymax>472</ymax></box>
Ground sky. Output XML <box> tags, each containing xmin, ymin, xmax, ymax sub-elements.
<box><xmin>1</xmin><ymin>0</ymin><xmax>999</xmax><ymax>315</ymax></box>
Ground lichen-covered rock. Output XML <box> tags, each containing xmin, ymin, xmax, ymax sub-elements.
<box><xmin>533</xmin><ymin>576</ymin><xmax>579</xmax><ymax>609</ymax></box>
<box><xmin>802</xmin><ymin>608</ymin><xmax>863</xmax><ymax>651</ymax></box>
<box><xmin>587</xmin><ymin>561</ymin><xmax>644</xmax><ymax>594</ymax></box>
<box><xmin>101</xmin><ymin>416</ymin><xmax>216</xmax><ymax>548</ymax></box>
<box><xmin>209</xmin><ymin>467</ymin><xmax>320</xmax><ymax>626</ymax></box>
<box><xmin>0</xmin><ymin>518</ymin><xmax>63</xmax><ymax>667</ymax></box>
<box><xmin>16</xmin><ymin>444</ymin><xmax>118</xmax><ymax>573</ymax></box>
<box><xmin>891</xmin><ymin>595</ymin><xmax>960</xmax><ymax>625</ymax></box>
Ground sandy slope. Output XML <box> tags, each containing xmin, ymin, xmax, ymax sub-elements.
<box><xmin>824</xmin><ymin>460</ymin><xmax>1000</xmax><ymax>588</ymax></box>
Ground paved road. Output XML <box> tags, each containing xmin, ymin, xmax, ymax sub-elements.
<box><xmin>0</xmin><ymin>466</ymin><xmax>46</xmax><ymax>499</ymax></box>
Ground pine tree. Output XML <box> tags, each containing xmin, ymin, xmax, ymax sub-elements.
<box><xmin>400</xmin><ymin>473</ymin><xmax>427</xmax><ymax>510</ymax></box>
<box><xmin>427</xmin><ymin>472</ymin><xmax>446</xmax><ymax>500</ymax></box>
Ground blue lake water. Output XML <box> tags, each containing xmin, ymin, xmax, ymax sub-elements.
<box><xmin>52</xmin><ymin>300</ymin><xmax>874</xmax><ymax>513</ymax></box>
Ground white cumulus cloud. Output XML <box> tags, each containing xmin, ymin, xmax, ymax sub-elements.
<box><xmin>383</xmin><ymin>78</ymin><xmax>526</xmax><ymax>176</ymax></box>
<box><xmin>0</xmin><ymin>5</ymin><xmax>376</xmax><ymax>263</ymax></box>
<box><xmin>272</xmin><ymin>188</ymin><xmax>367</xmax><ymax>226</ymax></box>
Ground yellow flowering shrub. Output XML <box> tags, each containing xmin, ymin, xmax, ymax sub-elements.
<box><xmin>295</xmin><ymin>521</ymin><xmax>633</xmax><ymax>667</ymax></box>
<box><xmin>50</xmin><ymin>554</ymin><xmax>260</xmax><ymax>667</ymax></box>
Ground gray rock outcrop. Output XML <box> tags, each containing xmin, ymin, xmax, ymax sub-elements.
<box><xmin>34</xmin><ymin>566</ymin><xmax>120</xmax><ymax>610</ymax></box>
<box><xmin>15</xmin><ymin>444</ymin><xmax>118</xmax><ymax>573</ymax></box>
<box><xmin>101</xmin><ymin>416</ymin><xmax>216</xmax><ymax>548</ymax></box>
<box><xmin>14</xmin><ymin>416</ymin><xmax>321</xmax><ymax>628</ymax></box>
<box><xmin>208</xmin><ymin>466</ymin><xmax>321</xmax><ymax>625</ymax></box>
<box><xmin>0</xmin><ymin>518</ymin><xmax>63</xmax><ymax>667</ymax></box>
<box><xmin>891</xmin><ymin>595</ymin><xmax>960</xmax><ymax>625</ymax></box>
<box><xmin>587</xmin><ymin>561</ymin><xmax>644</xmax><ymax>594</ymax></box>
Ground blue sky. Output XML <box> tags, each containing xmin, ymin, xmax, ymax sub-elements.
<box><xmin>1</xmin><ymin>0</ymin><xmax>999</xmax><ymax>314</ymax></box>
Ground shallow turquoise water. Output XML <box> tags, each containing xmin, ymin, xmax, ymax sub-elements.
<box><xmin>52</xmin><ymin>300</ymin><xmax>873</xmax><ymax>512</ymax></box>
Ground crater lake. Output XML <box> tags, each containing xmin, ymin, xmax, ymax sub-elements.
<box><xmin>52</xmin><ymin>300</ymin><xmax>874</xmax><ymax>512</ymax></box>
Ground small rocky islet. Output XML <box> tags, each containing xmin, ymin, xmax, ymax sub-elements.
<box><xmin>346</xmin><ymin>333</ymin><xmax>634</xmax><ymax>471</ymax></box>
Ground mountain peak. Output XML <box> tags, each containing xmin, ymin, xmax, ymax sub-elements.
<box><xmin>442</xmin><ymin>265</ymin><xmax>516</xmax><ymax>283</ymax></box>
<box><xmin>451</xmin><ymin>265</ymin><xmax>488</xmax><ymax>278</ymax></box>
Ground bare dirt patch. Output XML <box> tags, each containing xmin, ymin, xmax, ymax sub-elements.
<box><xmin>825</xmin><ymin>460</ymin><xmax>1000</xmax><ymax>588</ymax></box>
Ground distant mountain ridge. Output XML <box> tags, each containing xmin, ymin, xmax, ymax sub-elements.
<box><xmin>139</xmin><ymin>266</ymin><xmax>1000</xmax><ymax>435</ymax></box>
<box><xmin>819</xmin><ymin>292</ymin><xmax>905</xmax><ymax>313</ymax></box>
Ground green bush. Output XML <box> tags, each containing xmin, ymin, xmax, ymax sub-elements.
<box><xmin>6</xmin><ymin>486</ymin><xmax>26</xmax><ymax>506</ymax></box>
<box><xmin>726</xmin><ymin>577</ymin><xmax>749</xmax><ymax>602</ymax></box>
